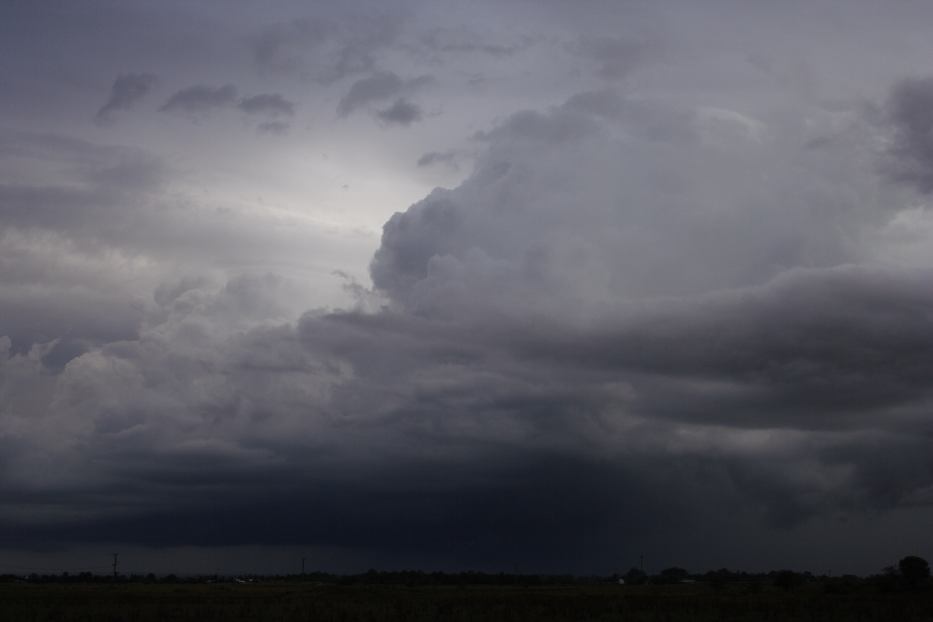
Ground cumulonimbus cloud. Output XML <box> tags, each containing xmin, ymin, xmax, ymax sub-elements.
<box><xmin>11</xmin><ymin>0</ymin><xmax>933</xmax><ymax>570</ymax></box>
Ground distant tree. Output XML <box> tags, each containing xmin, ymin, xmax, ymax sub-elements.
<box><xmin>898</xmin><ymin>556</ymin><xmax>930</xmax><ymax>588</ymax></box>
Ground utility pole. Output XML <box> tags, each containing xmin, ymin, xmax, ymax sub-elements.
<box><xmin>112</xmin><ymin>553</ymin><xmax>119</xmax><ymax>578</ymax></box>
<box><xmin>301</xmin><ymin>556</ymin><xmax>306</xmax><ymax>575</ymax></box>
<box><xmin>639</xmin><ymin>554</ymin><xmax>644</xmax><ymax>573</ymax></box>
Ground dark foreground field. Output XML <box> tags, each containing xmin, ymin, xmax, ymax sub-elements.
<box><xmin>4</xmin><ymin>582</ymin><xmax>933</xmax><ymax>622</ymax></box>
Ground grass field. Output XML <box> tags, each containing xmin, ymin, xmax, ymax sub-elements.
<box><xmin>3</xmin><ymin>582</ymin><xmax>933</xmax><ymax>622</ymax></box>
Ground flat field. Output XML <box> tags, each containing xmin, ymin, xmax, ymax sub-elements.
<box><xmin>3</xmin><ymin>582</ymin><xmax>933</xmax><ymax>621</ymax></box>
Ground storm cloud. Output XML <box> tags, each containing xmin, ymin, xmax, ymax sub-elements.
<box><xmin>884</xmin><ymin>77</ymin><xmax>933</xmax><ymax>192</ymax></box>
<box><xmin>4</xmin><ymin>0</ymin><xmax>933</xmax><ymax>576</ymax></box>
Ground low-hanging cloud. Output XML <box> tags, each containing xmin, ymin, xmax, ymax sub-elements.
<box><xmin>337</xmin><ymin>71</ymin><xmax>433</xmax><ymax>118</ymax></box>
<box><xmin>883</xmin><ymin>77</ymin><xmax>933</xmax><ymax>193</ymax></box>
<box><xmin>417</xmin><ymin>150</ymin><xmax>460</xmax><ymax>168</ymax></box>
<box><xmin>160</xmin><ymin>84</ymin><xmax>238</xmax><ymax>116</ymax></box>
<box><xmin>237</xmin><ymin>93</ymin><xmax>295</xmax><ymax>118</ymax></box>
<box><xmin>377</xmin><ymin>98</ymin><xmax>424</xmax><ymax>126</ymax></box>
<box><xmin>338</xmin><ymin>72</ymin><xmax>405</xmax><ymax>116</ymax></box>
<box><xmin>95</xmin><ymin>73</ymin><xmax>157</xmax><ymax>125</ymax></box>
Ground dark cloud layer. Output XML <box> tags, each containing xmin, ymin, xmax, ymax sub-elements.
<box><xmin>884</xmin><ymin>77</ymin><xmax>933</xmax><ymax>192</ymax></box>
<box><xmin>6</xmin><ymin>0</ymin><xmax>933</xmax><ymax>576</ymax></box>
<box><xmin>5</xmin><ymin>263</ymin><xmax>933</xmax><ymax>570</ymax></box>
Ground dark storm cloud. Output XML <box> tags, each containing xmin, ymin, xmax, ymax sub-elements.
<box><xmin>159</xmin><ymin>84</ymin><xmax>238</xmax><ymax>116</ymax></box>
<box><xmin>377</xmin><ymin>98</ymin><xmax>424</xmax><ymax>126</ymax></box>
<box><xmin>307</xmin><ymin>266</ymin><xmax>933</xmax><ymax>528</ymax></box>
<box><xmin>883</xmin><ymin>77</ymin><xmax>933</xmax><ymax>192</ymax></box>
<box><xmin>237</xmin><ymin>93</ymin><xmax>295</xmax><ymax>118</ymax></box>
<box><xmin>0</xmin><ymin>444</ymin><xmax>734</xmax><ymax>572</ymax></box>
<box><xmin>10</xmin><ymin>0</ymin><xmax>933</xmax><ymax>576</ymax></box>
<box><xmin>1</xmin><ymin>269</ymin><xmax>930</xmax><ymax>570</ymax></box>
<box><xmin>0</xmin><ymin>300</ymin><xmax>790</xmax><ymax>567</ymax></box>
<box><xmin>94</xmin><ymin>73</ymin><xmax>157</xmax><ymax>125</ymax></box>
<box><xmin>5</xmin><ymin>81</ymin><xmax>910</xmax><ymax>571</ymax></box>
<box><xmin>6</xmin><ymin>266</ymin><xmax>930</xmax><ymax>568</ymax></box>
<box><xmin>512</xmin><ymin>267</ymin><xmax>933</xmax><ymax>430</ymax></box>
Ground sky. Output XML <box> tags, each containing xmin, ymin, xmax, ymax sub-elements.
<box><xmin>3</xmin><ymin>0</ymin><xmax>933</xmax><ymax>577</ymax></box>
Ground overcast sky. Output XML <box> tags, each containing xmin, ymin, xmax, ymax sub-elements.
<box><xmin>4</xmin><ymin>0</ymin><xmax>933</xmax><ymax>576</ymax></box>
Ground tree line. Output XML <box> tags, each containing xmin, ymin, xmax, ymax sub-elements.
<box><xmin>1</xmin><ymin>555</ymin><xmax>929</xmax><ymax>592</ymax></box>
